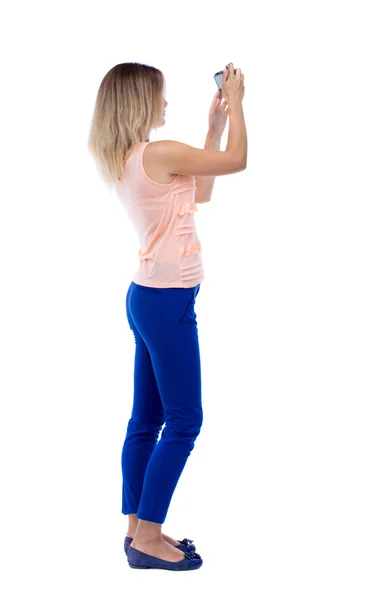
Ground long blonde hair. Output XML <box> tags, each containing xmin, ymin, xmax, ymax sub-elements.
<box><xmin>87</xmin><ymin>62</ymin><xmax>165</xmax><ymax>188</ymax></box>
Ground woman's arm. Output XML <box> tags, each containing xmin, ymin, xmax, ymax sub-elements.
<box><xmin>194</xmin><ymin>131</ymin><xmax>221</xmax><ymax>203</ymax></box>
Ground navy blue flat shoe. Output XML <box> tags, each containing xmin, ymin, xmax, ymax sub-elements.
<box><xmin>127</xmin><ymin>545</ymin><xmax>203</xmax><ymax>571</ymax></box>
<box><xmin>124</xmin><ymin>535</ymin><xmax>198</xmax><ymax>556</ymax></box>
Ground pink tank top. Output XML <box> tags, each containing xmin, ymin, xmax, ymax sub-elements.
<box><xmin>115</xmin><ymin>141</ymin><xmax>205</xmax><ymax>288</ymax></box>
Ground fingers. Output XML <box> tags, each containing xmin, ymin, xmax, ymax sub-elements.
<box><xmin>225</xmin><ymin>62</ymin><xmax>243</xmax><ymax>77</ymax></box>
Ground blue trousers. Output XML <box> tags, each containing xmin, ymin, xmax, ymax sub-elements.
<box><xmin>121</xmin><ymin>281</ymin><xmax>203</xmax><ymax>524</ymax></box>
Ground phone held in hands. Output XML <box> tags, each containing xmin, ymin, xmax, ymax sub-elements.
<box><xmin>213</xmin><ymin>70</ymin><xmax>224</xmax><ymax>90</ymax></box>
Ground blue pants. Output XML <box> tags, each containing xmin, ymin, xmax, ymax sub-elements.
<box><xmin>121</xmin><ymin>281</ymin><xmax>203</xmax><ymax>524</ymax></box>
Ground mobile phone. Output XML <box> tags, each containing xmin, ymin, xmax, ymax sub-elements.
<box><xmin>214</xmin><ymin>70</ymin><xmax>224</xmax><ymax>90</ymax></box>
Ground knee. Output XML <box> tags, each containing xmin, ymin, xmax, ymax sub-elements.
<box><xmin>166</xmin><ymin>409</ymin><xmax>203</xmax><ymax>440</ymax></box>
<box><xmin>127</xmin><ymin>416</ymin><xmax>164</xmax><ymax>439</ymax></box>
<box><xmin>195</xmin><ymin>409</ymin><xmax>204</xmax><ymax>435</ymax></box>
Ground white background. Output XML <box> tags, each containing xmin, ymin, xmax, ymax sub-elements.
<box><xmin>1</xmin><ymin>1</ymin><xmax>376</xmax><ymax>598</ymax></box>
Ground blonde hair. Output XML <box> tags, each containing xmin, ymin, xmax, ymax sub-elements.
<box><xmin>87</xmin><ymin>62</ymin><xmax>165</xmax><ymax>189</ymax></box>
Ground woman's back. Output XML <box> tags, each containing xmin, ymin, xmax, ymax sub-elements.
<box><xmin>115</xmin><ymin>141</ymin><xmax>205</xmax><ymax>288</ymax></box>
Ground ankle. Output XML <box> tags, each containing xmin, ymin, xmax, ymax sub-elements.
<box><xmin>133</xmin><ymin>517</ymin><xmax>163</xmax><ymax>544</ymax></box>
<box><xmin>126</xmin><ymin>531</ymin><xmax>137</xmax><ymax>538</ymax></box>
<box><xmin>133</xmin><ymin>533</ymin><xmax>163</xmax><ymax>544</ymax></box>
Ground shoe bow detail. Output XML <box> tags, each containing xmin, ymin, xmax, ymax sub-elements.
<box><xmin>184</xmin><ymin>547</ymin><xmax>197</xmax><ymax>560</ymax></box>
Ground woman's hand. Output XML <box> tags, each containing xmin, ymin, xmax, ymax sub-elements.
<box><xmin>208</xmin><ymin>89</ymin><xmax>228</xmax><ymax>137</ymax></box>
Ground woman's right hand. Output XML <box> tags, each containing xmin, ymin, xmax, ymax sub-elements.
<box><xmin>221</xmin><ymin>63</ymin><xmax>245</xmax><ymax>105</ymax></box>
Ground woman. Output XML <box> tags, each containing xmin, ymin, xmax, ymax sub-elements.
<box><xmin>87</xmin><ymin>61</ymin><xmax>246</xmax><ymax>571</ymax></box>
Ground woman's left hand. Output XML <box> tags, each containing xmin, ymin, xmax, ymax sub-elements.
<box><xmin>208</xmin><ymin>89</ymin><xmax>228</xmax><ymax>137</ymax></box>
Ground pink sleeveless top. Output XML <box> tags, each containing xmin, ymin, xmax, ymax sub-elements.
<box><xmin>115</xmin><ymin>141</ymin><xmax>205</xmax><ymax>288</ymax></box>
